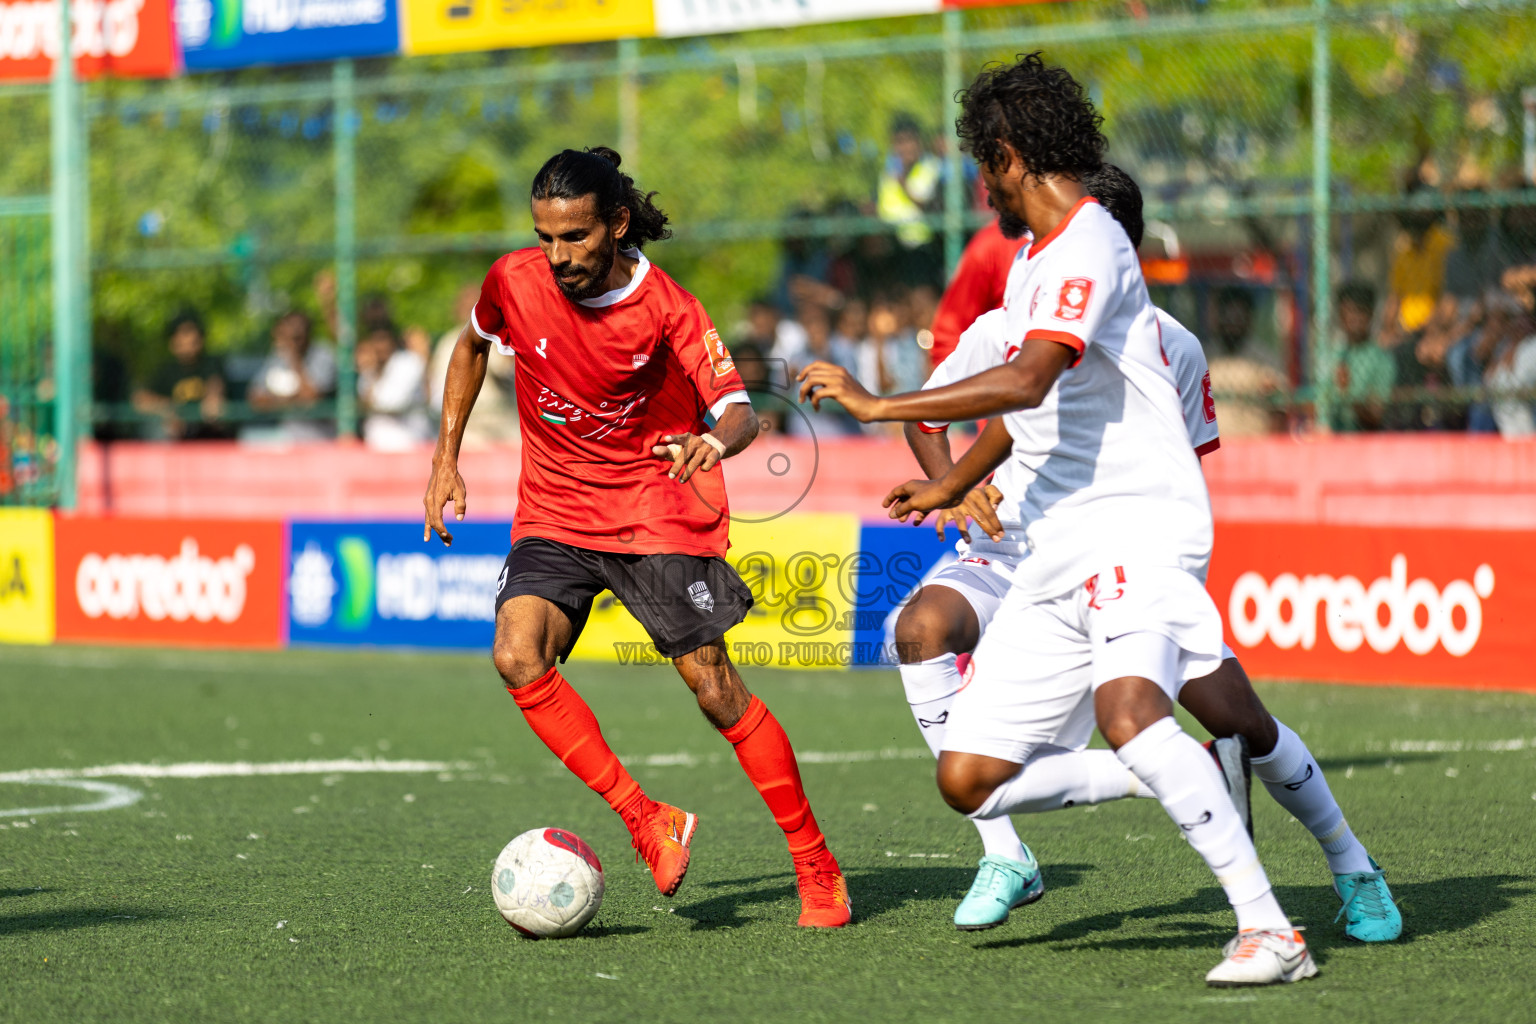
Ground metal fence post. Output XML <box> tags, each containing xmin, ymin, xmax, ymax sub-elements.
<box><xmin>50</xmin><ymin>0</ymin><xmax>83</xmax><ymax>509</ymax></box>
<box><xmin>1310</xmin><ymin>0</ymin><xmax>1333</xmax><ymax>431</ymax></box>
<box><xmin>619</xmin><ymin>38</ymin><xmax>640</xmax><ymax>169</ymax></box>
<box><xmin>941</xmin><ymin>8</ymin><xmax>965</xmax><ymax>279</ymax></box>
<box><xmin>334</xmin><ymin>58</ymin><xmax>358</xmax><ymax>439</ymax></box>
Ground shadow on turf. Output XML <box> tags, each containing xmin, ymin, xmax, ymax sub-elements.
<box><xmin>567</xmin><ymin>923</ymin><xmax>651</xmax><ymax>939</ymax></box>
<box><xmin>675</xmin><ymin>863</ymin><xmax>1092</xmax><ymax>929</ymax></box>
<box><xmin>972</xmin><ymin>873</ymin><xmax>1533</xmax><ymax>958</ymax></box>
<box><xmin>0</xmin><ymin>906</ymin><xmax>177</xmax><ymax>935</ymax></box>
<box><xmin>1312</xmin><ymin>752</ymin><xmax>1441</xmax><ymax>772</ymax></box>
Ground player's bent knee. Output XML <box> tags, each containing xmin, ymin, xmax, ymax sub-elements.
<box><xmin>491</xmin><ymin>643</ymin><xmax>555</xmax><ymax>690</ymax></box>
<box><xmin>935</xmin><ymin>760</ymin><xmax>991</xmax><ymax>816</ymax></box>
<box><xmin>1177</xmin><ymin>659</ymin><xmax>1279</xmax><ymax>756</ymax></box>
<box><xmin>894</xmin><ymin>588</ymin><xmax>975</xmax><ymax>663</ymax></box>
<box><xmin>692</xmin><ymin>674</ymin><xmax>749</xmax><ymax>727</ymax></box>
<box><xmin>1094</xmin><ymin>676</ymin><xmax>1175</xmax><ymax>750</ymax></box>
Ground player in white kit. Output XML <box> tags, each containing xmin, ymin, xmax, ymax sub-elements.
<box><xmin>800</xmin><ymin>55</ymin><xmax>1318</xmax><ymax>986</ymax></box>
<box><xmin>891</xmin><ymin>165</ymin><xmax>1398</xmax><ymax>943</ymax></box>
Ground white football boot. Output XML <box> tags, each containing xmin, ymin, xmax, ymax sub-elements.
<box><xmin>1205</xmin><ymin>929</ymin><xmax>1319</xmax><ymax>987</ymax></box>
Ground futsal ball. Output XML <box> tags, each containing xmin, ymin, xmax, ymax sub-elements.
<box><xmin>491</xmin><ymin>828</ymin><xmax>605</xmax><ymax>938</ymax></box>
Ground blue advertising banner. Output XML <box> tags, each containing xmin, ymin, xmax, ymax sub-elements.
<box><xmin>177</xmin><ymin>0</ymin><xmax>401</xmax><ymax>70</ymax></box>
<box><xmin>850</xmin><ymin>522</ymin><xmax>953</xmax><ymax>666</ymax></box>
<box><xmin>287</xmin><ymin>520</ymin><xmax>509</xmax><ymax>649</ymax></box>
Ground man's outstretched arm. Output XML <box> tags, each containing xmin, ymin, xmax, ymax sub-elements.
<box><xmin>798</xmin><ymin>340</ymin><xmax>1074</xmax><ymax>424</ymax></box>
<box><xmin>423</xmin><ymin>322</ymin><xmax>491</xmax><ymax>545</ymax></box>
<box><xmin>883</xmin><ymin>417</ymin><xmax>1016</xmax><ymax>539</ymax></box>
<box><xmin>903</xmin><ymin>421</ymin><xmax>1007</xmax><ymax>542</ymax></box>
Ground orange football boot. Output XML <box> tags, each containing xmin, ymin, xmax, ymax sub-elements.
<box><xmin>794</xmin><ymin>849</ymin><xmax>851</xmax><ymax>928</ymax></box>
<box><xmin>629</xmin><ymin>801</ymin><xmax>697</xmax><ymax>897</ymax></box>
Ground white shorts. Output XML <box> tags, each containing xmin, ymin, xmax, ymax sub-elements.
<box><xmin>883</xmin><ymin>543</ymin><xmax>1022</xmax><ymax>652</ymax></box>
<box><xmin>942</xmin><ymin>564</ymin><xmax>1226</xmax><ymax>764</ymax></box>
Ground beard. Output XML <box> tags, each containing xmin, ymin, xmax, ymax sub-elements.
<box><xmin>988</xmin><ymin>189</ymin><xmax>1029</xmax><ymax>240</ymax></box>
<box><xmin>551</xmin><ymin>240</ymin><xmax>618</xmax><ymax>301</ymax></box>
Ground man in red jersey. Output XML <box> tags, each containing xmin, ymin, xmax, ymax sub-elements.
<box><xmin>928</xmin><ymin>219</ymin><xmax>1027</xmax><ymax>365</ymax></box>
<box><xmin>422</xmin><ymin>147</ymin><xmax>849</xmax><ymax>928</ymax></box>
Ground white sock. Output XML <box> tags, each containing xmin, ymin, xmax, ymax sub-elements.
<box><xmin>1115</xmin><ymin>717</ymin><xmax>1290</xmax><ymax>933</ymax></box>
<box><xmin>969</xmin><ymin>745</ymin><xmax>1154</xmax><ymax>817</ymax></box>
<box><xmin>1251</xmin><ymin>718</ymin><xmax>1373</xmax><ymax>875</ymax></box>
<box><xmin>901</xmin><ymin>655</ymin><xmax>1028</xmax><ymax>863</ymax></box>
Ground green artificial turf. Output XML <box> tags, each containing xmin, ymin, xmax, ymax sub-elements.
<box><xmin>1</xmin><ymin>644</ymin><xmax>1533</xmax><ymax>1023</ymax></box>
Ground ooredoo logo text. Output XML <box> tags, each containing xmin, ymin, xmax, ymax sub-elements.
<box><xmin>0</xmin><ymin>0</ymin><xmax>148</xmax><ymax>61</ymax></box>
<box><xmin>1228</xmin><ymin>555</ymin><xmax>1495</xmax><ymax>658</ymax></box>
<box><xmin>75</xmin><ymin>538</ymin><xmax>257</xmax><ymax>623</ymax></box>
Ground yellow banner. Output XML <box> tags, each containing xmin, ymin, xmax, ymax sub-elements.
<box><xmin>402</xmin><ymin>0</ymin><xmax>655</xmax><ymax>55</ymax></box>
<box><xmin>0</xmin><ymin>508</ymin><xmax>55</xmax><ymax>644</ymax></box>
<box><xmin>568</xmin><ymin>512</ymin><xmax>860</xmax><ymax>669</ymax></box>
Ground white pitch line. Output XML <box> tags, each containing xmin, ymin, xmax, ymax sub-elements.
<box><xmin>5</xmin><ymin>736</ymin><xmax>1523</xmax><ymax>788</ymax></box>
<box><xmin>621</xmin><ymin>748</ymin><xmax>930</xmax><ymax>768</ymax></box>
<box><xmin>1388</xmin><ymin>737</ymin><xmax>1536</xmax><ymax>754</ymax></box>
<box><xmin>0</xmin><ymin>780</ymin><xmax>142</xmax><ymax>818</ymax></box>
<box><xmin>0</xmin><ymin>758</ymin><xmax>472</xmax><ymax>783</ymax></box>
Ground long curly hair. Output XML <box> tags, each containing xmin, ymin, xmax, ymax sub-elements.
<box><xmin>530</xmin><ymin>147</ymin><xmax>672</xmax><ymax>249</ymax></box>
<box><xmin>956</xmin><ymin>53</ymin><xmax>1106</xmax><ymax>180</ymax></box>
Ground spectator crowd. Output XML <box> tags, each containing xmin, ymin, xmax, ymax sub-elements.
<box><xmin>71</xmin><ymin>138</ymin><xmax>1536</xmax><ymax>449</ymax></box>
<box><xmin>1324</xmin><ymin>169</ymin><xmax>1536</xmax><ymax>436</ymax></box>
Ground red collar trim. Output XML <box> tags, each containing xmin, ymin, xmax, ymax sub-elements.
<box><xmin>1027</xmin><ymin>196</ymin><xmax>1099</xmax><ymax>259</ymax></box>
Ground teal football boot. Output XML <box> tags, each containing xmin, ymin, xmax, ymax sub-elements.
<box><xmin>953</xmin><ymin>850</ymin><xmax>1045</xmax><ymax>931</ymax></box>
<box><xmin>1333</xmin><ymin>858</ymin><xmax>1403</xmax><ymax>942</ymax></box>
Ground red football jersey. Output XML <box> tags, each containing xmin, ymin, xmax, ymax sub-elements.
<box><xmin>929</xmin><ymin>220</ymin><xmax>1028</xmax><ymax>366</ymax></box>
<box><xmin>471</xmin><ymin>248</ymin><xmax>750</xmax><ymax>557</ymax></box>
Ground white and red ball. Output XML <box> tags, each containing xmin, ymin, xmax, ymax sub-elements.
<box><xmin>491</xmin><ymin>828</ymin><xmax>604</xmax><ymax>938</ymax></box>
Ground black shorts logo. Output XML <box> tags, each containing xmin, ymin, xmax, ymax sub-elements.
<box><xmin>688</xmin><ymin>581</ymin><xmax>715</xmax><ymax>612</ymax></box>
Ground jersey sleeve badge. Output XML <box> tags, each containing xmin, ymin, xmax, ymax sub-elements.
<box><xmin>1054</xmin><ymin>278</ymin><xmax>1094</xmax><ymax>322</ymax></box>
<box><xmin>705</xmin><ymin>328</ymin><xmax>735</xmax><ymax>377</ymax></box>
<box><xmin>1201</xmin><ymin>371</ymin><xmax>1217</xmax><ymax>423</ymax></box>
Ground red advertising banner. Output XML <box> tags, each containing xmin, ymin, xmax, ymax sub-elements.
<box><xmin>0</xmin><ymin>0</ymin><xmax>178</xmax><ymax>81</ymax></box>
<box><xmin>54</xmin><ymin>516</ymin><xmax>284</xmax><ymax>648</ymax></box>
<box><xmin>1208</xmin><ymin>523</ymin><xmax>1535</xmax><ymax>693</ymax></box>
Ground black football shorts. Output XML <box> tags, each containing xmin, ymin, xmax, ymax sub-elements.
<box><xmin>494</xmin><ymin>537</ymin><xmax>753</xmax><ymax>661</ymax></box>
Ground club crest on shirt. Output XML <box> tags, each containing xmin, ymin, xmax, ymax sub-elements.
<box><xmin>1054</xmin><ymin>278</ymin><xmax>1094</xmax><ymax>322</ymax></box>
<box><xmin>687</xmin><ymin>581</ymin><xmax>715</xmax><ymax>612</ymax></box>
<box><xmin>632</xmin><ymin>353</ymin><xmax>650</xmax><ymax>369</ymax></box>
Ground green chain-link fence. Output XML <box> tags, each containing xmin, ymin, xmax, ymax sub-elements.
<box><xmin>6</xmin><ymin>0</ymin><xmax>1536</xmax><ymax>502</ymax></box>
<box><xmin>0</xmin><ymin>85</ymin><xmax>57</xmax><ymax>506</ymax></box>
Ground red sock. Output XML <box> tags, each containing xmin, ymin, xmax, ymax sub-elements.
<box><xmin>720</xmin><ymin>696</ymin><xmax>827</xmax><ymax>862</ymax></box>
<box><xmin>509</xmin><ymin>667</ymin><xmax>650</xmax><ymax>827</ymax></box>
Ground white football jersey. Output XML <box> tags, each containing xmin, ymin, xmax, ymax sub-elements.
<box><xmin>994</xmin><ymin>197</ymin><xmax>1213</xmax><ymax>598</ymax></box>
<box><xmin>920</xmin><ymin>301</ymin><xmax>1220</xmax><ymax>548</ymax></box>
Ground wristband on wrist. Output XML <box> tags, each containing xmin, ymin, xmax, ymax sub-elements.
<box><xmin>700</xmin><ymin>432</ymin><xmax>727</xmax><ymax>457</ymax></box>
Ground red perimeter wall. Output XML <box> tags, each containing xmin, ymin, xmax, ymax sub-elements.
<box><xmin>76</xmin><ymin>434</ymin><xmax>1536</xmax><ymax>530</ymax></box>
